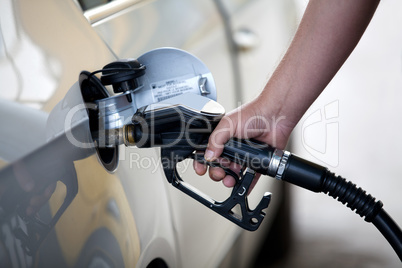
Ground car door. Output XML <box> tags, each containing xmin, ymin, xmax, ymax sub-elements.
<box><xmin>0</xmin><ymin>1</ymin><xmax>150</xmax><ymax>267</ymax></box>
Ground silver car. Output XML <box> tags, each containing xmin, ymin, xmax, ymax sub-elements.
<box><xmin>0</xmin><ymin>0</ymin><xmax>296</xmax><ymax>267</ymax></box>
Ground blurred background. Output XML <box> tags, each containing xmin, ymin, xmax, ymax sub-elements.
<box><xmin>273</xmin><ymin>0</ymin><xmax>402</xmax><ymax>267</ymax></box>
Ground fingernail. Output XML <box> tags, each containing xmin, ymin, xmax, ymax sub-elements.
<box><xmin>204</xmin><ymin>149</ymin><xmax>215</xmax><ymax>161</ymax></box>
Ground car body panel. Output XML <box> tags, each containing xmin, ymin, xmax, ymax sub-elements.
<box><xmin>88</xmin><ymin>2</ymin><xmax>247</xmax><ymax>267</ymax></box>
<box><xmin>0</xmin><ymin>0</ymin><xmax>296</xmax><ymax>267</ymax></box>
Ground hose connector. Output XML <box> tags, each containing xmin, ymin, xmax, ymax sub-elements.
<box><xmin>275</xmin><ymin>150</ymin><xmax>290</xmax><ymax>180</ymax></box>
<box><xmin>267</xmin><ymin>149</ymin><xmax>290</xmax><ymax>180</ymax></box>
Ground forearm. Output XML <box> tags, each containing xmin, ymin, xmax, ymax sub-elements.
<box><xmin>203</xmin><ymin>0</ymin><xmax>379</xmax><ymax>162</ymax></box>
<box><xmin>260</xmin><ymin>0</ymin><xmax>380</xmax><ymax>127</ymax></box>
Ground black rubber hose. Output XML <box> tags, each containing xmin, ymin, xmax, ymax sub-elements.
<box><xmin>321</xmin><ymin>172</ymin><xmax>402</xmax><ymax>261</ymax></box>
<box><xmin>372</xmin><ymin>209</ymin><xmax>402</xmax><ymax>261</ymax></box>
<box><xmin>321</xmin><ymin>172</ymin><xmax>383</xmax><ymax>222</ymax></box>
<box><xmin>282</xmin><ymin>155</ymin><xmax>402</xmax><ymax>261</ymax></box>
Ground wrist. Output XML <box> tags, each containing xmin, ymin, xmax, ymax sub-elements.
<box><xmin>255</xmin><ymin>85</ymin><xmax>298</xmax><ymax>131</ymax></box>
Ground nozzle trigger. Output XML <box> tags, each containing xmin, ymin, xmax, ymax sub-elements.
<box><xmin>161</xmin><ymin>149</ymin><xmax>271</xmax><ymax>231</ymax></box>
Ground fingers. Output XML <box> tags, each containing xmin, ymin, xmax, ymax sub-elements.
<box><xmin>194</xmin><ymin>159</ymin><xmax>234</xmax><ymax>187</ymax></box>
<box><xmin>193</xmin><ymin>152</ymin><xmax>242</xmax><ymax>188</ymax></box>
<box><xmin>209</xmin><ymin>159</ymin><xmax>242</xmax><ymax>188</ymax></box>
<box><xmin>205</xmin><ymin>116</ymin><xmax>233</xmax><ymax>161</ymax></box>
<box><xmin>193</xmin><ymin>160</ymin><xmax>207</xmax><ymax>176</ymax></box>
<box><xmin>222</xmin><ymin>176</ymin><xmax>236</xmax><ymax>188</ymax></box>
<box><xmin>193</xmin><ymin>156</ymin><xmax>234</xmax><ymax>187</ymax></box>
<box><xmin>193</xmin><ymin>152</ymin><xmax>260</xmax><ymax>192</ymax></box>
<box><xmin>208</xmin><ymin>166</ymin><xmax>226</xmax><ymax>181</ymax></box>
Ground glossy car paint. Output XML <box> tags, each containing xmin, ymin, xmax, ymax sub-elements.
<box><xmin>0</xmin><ymin>0</ymin><xmax>296</xmax><ymax>267</ymax></box>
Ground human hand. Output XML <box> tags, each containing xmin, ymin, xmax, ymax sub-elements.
<box><xmin>193</xmin><ymin>97</ymin><xmax>295</xmax><ymax>187</ymax></box>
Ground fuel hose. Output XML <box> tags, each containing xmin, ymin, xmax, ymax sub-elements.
<box><xmin>221</xmin><ymin>139</ymin><xmax>402</xmax><ymax>261</ymax></box>
<box><xmin>119</xmin><ymin>122</ymin><xmax>402</xmax><ymax>260</ymax></box>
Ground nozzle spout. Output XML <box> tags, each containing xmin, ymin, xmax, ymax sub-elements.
<box><xmin>123</xmin><ymin>124</ymin><xmax>136</xmax><ymax>146</ymax></box>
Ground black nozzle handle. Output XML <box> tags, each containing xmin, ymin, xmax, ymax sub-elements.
<box><xmin>220</xmin><ymin>138</ymin><xmax>276</xmax><ymax>175</ymax></box>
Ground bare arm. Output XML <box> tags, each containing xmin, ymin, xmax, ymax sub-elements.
<box><xmin>195</xmin><ymin>0</ymin><xmax>380</xmax><ymax>186</ymax></box>
<box><xmin>261</xmin><ymin>0</ymin><xmax>380</xmax><ymax>131</ymax></box>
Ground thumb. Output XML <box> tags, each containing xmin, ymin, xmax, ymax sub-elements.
<box><xmin>205</xmin><ymin>116</ymin><xmax>234</xmax><ymax>161</ymax></box>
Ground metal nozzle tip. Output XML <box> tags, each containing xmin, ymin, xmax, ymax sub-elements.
<box><xmin>123</xmin><ymin>124</ymin><xmax>136</xmax><ymax>146</ymax></box>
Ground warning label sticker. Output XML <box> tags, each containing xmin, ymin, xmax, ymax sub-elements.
<box><xmin>151</xmin><ymin>76</ymin><xmax>199</xmax><ymax>103</ymax></box>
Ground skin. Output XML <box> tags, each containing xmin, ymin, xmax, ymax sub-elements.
<box><xmin>194</xmin><ymin>0</ymin><xmax>380</xmax><ymax>187</ymax></box>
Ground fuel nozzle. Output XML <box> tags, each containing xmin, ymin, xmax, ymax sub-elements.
<box><xmin>92</xmin><ymin>93</ymin><xmax>225</xmax><ymax>149</ymax></box>
<box><xmin>91</xmin><ymin>124</ymin><xmax>137</xmax><ymax>147</ymax></box>
<box><xmin>91</xmin><ymin>127</ymin><xmax>125</xmax><ymax>147</ymax></box>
